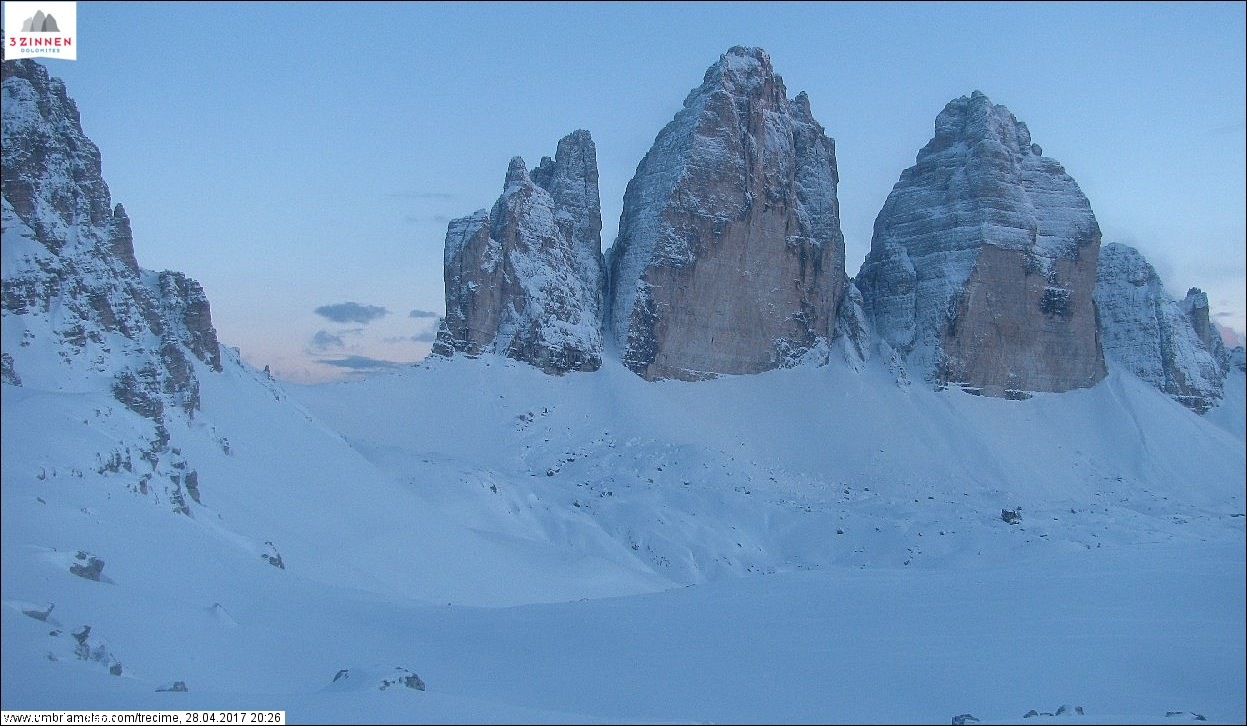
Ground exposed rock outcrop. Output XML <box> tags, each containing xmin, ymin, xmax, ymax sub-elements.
<box><xmin>1095</xmin><ymin>242</ymin><xmax>1228</xmax><ymax>412</ymax></box>
<box><xmin>834</xmin><ymin>280</ymin><xmax>871</xmax><ymax>366</ymax></box>
<box><xmin>326</xmin><ymin>665</ymin><xmax>426</xmax><ymax>692</ymax></box>
<box><xmin>2</xmin><ymin>58</ymin><xmax>222</xmax><ymax>411</ymax></box>
<box><xmin>607</xmin><ymin>46</ymin><xmax>846</xmax><ymax>380</ymax></box>
<box><xmin>1179</xmin><ymin>286</ymin><xmax>1229</xmax><ymax>364</ymax></box>
<box><xmin>2</xmin><ymin>58</ymin><xmax>221</xmax><ymax>515</ymax></box>
<box><xmin>68</xmin><ymin>551</ymin><xmax>104</xmax><ymax>581</ymax></box>
<box><xmin>1230</xmin><ymin>346</ymin><xmax>1246</xmax><ymax>374</ymax></box>
<box><xmin>857</xmin><ymin>91</ymin><xmax>1105</xmax><ymax>397</ymax></box>
<box><xmin>432</xmin><ymin>130</ymin><xmax>605</xmax><ymax>373</ymax></box>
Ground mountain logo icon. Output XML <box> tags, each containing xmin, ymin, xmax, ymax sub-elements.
<box><xmin>21</xmin><ymin>9</ymin><xmax>60</xmax><ymax>32</ymax></box>
<box><xmin>3</xmin><ymin>1</ymin><xmax>78</xmax><ymax>60</ymax></box>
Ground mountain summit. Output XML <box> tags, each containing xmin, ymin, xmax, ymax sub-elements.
<box><xmin>606</xmin><ymin>46</ymin><xmax>846</xmax><ymax>380</ymax></box>
<box><xmin>857</xmin><ymin>91</ymin><xmax>1106</xmax><ymax>397</ymax></box>
<box><xmin>433</xmin><ymin>130</ymin><xmax>606</xmax><ymax>373</ymax></box>
<box><xmin>429</xmin><ymin>51</ymin><xmax>1244</xmax><ymax>416</ymax></box>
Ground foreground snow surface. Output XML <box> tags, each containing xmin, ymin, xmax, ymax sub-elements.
<box><xmin>3</xmin><ymin>354</ymin><xmax>1244</xmax><ymax>723</ymax></box>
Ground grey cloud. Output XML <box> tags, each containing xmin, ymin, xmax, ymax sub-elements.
<box><xmin>318</xmin><ymin>355</ymin><xmax>407</xmax><ymax>372</ymax></box>
<box><xmin>311</xmin><ymin>331</ymin><xmax>345</xmax><ymax>350</ymax></box>
<box><xmin>409</xmin><ymin>309</ymin><xmax>440</xmax><ymax>319</ymax></box>
<box><xmin>314</xmin><ymin>302</ymin><xmax>388</xmax><ymax>324</ymax></box>
<box><xmin>382</xmin><ymin>330</ymin><xmax>439</xmax><ymax>344</ymax></box>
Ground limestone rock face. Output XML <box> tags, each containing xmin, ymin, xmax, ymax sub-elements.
<box><xmin>2</xmin><ymin>57</ymin><xmax>220</xmax><ymax>517</ymax></box>
<box><xmin>607</xmin><ymin>46</ymin><xmax>846</xmax><ymax>381</ymax></box>
<box><xmin>1179</xmin><ymin>286</ymin><xmax>1229</xmax><ymax>364</ymax></box>
<box><xmin>1095</xmin><ymin>242</ymin><xmax>1228</xmax><ymax>412</ymax></box>
<box><xmin>834</xmin><ymin>280</ymin><xmax>871</xmax><ymax>365</ymax></box>
<box><xmin>857</xmin><ymin>90</ymin><xmax>1105</xmax><ymax>396</ymax></box>
<box><xmin>2</xmin><ymin>58</ymin><xmax>222</xmax><ymax>420</ymax></box>
<box><xmin>432</xmin><ymin>130</ymin><xmax>605</xmax><ymax>374</ymax></box>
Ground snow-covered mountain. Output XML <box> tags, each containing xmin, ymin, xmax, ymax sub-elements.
<box><xmin>3</xmin><ymin>52</ymin><xmax>1244</xmax><ymax>724</ymax></box>
<box><xmin>2</xmin><ymin>56</ymin><xmax>222</xmax><ymax>518</ymax></box>
<box><xmin>856</xmin><ymin>90</ymin><xmax>1105</xmax><ymax>397</ymax></box>
<box><xmin>606</xmin><ymin>46</ymin><xmax>846</xmax><ymax>380</ymax></box>
<box><xmin>1096</xmin><ymin>242</ymin><xmax>1232</xmax><ymax>413</ymax></box>
<box><xmin>433</xmin><ymin>130</ymin><xmax>606</xmax><ymax>374</ymax></box>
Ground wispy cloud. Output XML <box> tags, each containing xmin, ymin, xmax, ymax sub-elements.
<box><xmin>385</xmin><ymin>331</ymin><xmax>439</xmax><ymax>344</ymax></box>
<box><xmin>314</xmin><ymin>302</ymin><xmax>388</xmax><ymax>324</ymax></box>
<box><xmin>318</xmin><ymin>355</ymin><xmax>407</xmax><ymax>372</ymax></box>
<box><xmin>409</xmin><ymin>309</ymin><xmax>440</xmax><ymax>319</ymax></box>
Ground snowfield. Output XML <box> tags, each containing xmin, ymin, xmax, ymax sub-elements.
<box><xmin>2</xmin><ymin>349</ymin><xmax>1243</xmax><ymax>724</ymax></box>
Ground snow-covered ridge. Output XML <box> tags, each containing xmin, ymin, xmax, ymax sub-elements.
<box><xmin>1096</xmin><ymin>242</ymin><xmax>1231</xmax><ymax>412</ymax></box>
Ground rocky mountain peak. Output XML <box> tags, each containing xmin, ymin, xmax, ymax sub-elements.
<box><xmin>607</xmin><ymin>46</ymin><xmax>845</xmax><ymax>380</ymax></box>
<box><xmin>2</xmin><ymin>59</ymin><xmax>111</xmax><ymax>253</ymax></box>
<box><xmin>2</xmin><ymin>58</ymin><xmax>222</xmax><ymax>420</ymax></box>
<box><xmin>857</xmin><ymin>91</ymin><xmax>1105</xmax><ymax>397</ymax></box>
<box><xmin>927</xmin><ymin>90</ymin><xmax>1034</xmax><ymax>157</ymax></box>
<box><xmin>1180</xmin><ymin>287</ymin><xmax>1226</xmax><ymax>358</ymax></box>
<box><xmin>697</xmin><ymin>46</ymin><xmax>779</xmax><ymax>98</ymax></box>
<box><xmin>531</xmin><ymin>129</ymin><xmax>602</xmax><ymax>260</ymax></box>
<box><xmin>1095</xmin><ymin>243</ymin><xmax>1228</xmax><ymax>412</ymax></box>
<box><xmin>503</xmin><ymin>156</ymin><xmax>529</xmax><ymax>191</ymax></box>
<box><xmin>433</xmin><ymin>130</ymin><xmax>606</xmax><ymax>374</ymax></box>
<box><xmin>107</xmin><ymin>203</ymin><xmax>139</xmax><ymax>271</ymax></box>
<box><xmin>3</xmin><ymin>57</ymin><xmax>224</xmax><ymax>518</ymax></box>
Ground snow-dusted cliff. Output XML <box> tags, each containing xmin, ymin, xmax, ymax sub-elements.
<box><xmin>606</xmin><ymin>46</ymin><xmax>845</xmax><ymax>380</ymax></box>
<box><xmin>1095</xmin><ymin>241</ymin><xmax>1232</xmax><ymax>412</ymax></box>
<box><xmin>2</xmin><ymin>58</ymin><xmax>226</xmax><ymax>512</ymax></box>
<box><xmin>857</xmin><ymin>91</ymin><xmax>1105</xmax><ymax>397</ymax></box>
<box><xmin>433</xmin><ymin>130</ymin><xmax>606</xmax><ymax>374</ymax></box>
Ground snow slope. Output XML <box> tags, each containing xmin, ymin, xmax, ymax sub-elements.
<box><xmin>5</xmin><ymin>347</ymin><xmax>1242</xmax><ymax>723</ymax></box>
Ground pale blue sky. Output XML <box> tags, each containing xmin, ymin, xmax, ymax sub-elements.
<box><xmin>29</xmin><ymin>1</ymin><xmax>1247</xmax><ymax>382</ymax></box>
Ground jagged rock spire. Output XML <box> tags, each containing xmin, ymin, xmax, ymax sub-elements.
<box><xmin>432</xmin><ymin>130</ymin><xmax>606</xmax><ymax>374</ymax></box>
<box><xmin>1095</xmin><ymin>242</ymin><xmax>1229</xmax><ymax>412</ymax></box>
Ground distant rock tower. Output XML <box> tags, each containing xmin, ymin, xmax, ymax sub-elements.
<box><xmin>432</xmin><ymin>130</ymin><xmax>606</xmax><ymax>373</ymax></box>
<box><xmin>1095</xmin><ymin>242</ymin><xmax>1230</xmax><ymax>412</ymax></box>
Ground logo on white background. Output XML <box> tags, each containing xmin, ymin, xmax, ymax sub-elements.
<box><xmin>4</xmin><ymin>2</ymin><xmax>77</xmax><ymax>60</ymax></box>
